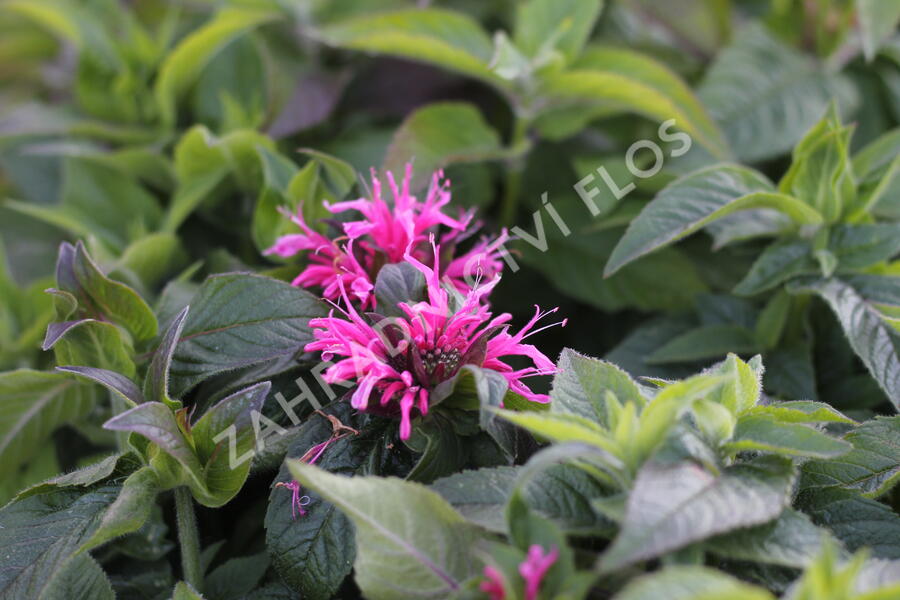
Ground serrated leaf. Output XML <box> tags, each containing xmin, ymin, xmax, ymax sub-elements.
<box><xmin>799</xmin><ymin>487</ymin><xmax>900</xmax><ymax>559</ymax></box>
<box><xmin>550</xmin><ymin>348</ymin><xmax>644</xmax><ymax>423</ymax></box>
<box><xmin>746</xmin><ymin>401</ymin><xmax>854</xmax><ymax>424</ymax></box>
<box><xmin>169</xmin><ymin>273</ymin><xmax>326</xmax><ymax>396</ymax></box>
<box><xmin>288</xmin><ymin>461</ymin><xmax>485</xmax><ymax>600</ymax></box>
<box><xmin>40</xmin><ymin>553</ymin><xmax>114</xmax><ymax>600</ymax></box>
<box><xmin>789</xmin><ymin>277</ymin><xmax>900</xmax><ymax>410</ymax></box>
<box><xmin>703</xmin><ymin>509</ymin><xmax>828</xmax><ymax>569</ymax></box>
<box><xmin>0</xmin><ymin>369</ymin><xmax>93</xmax><ymax>481</ymax></box>
<box><xmin>382</xmin><ymin>102</ymin><xmax>504</xmax><ymax>191</ymax></box>
<box><xmin>698</xmin><ymin>24</ymin><xmax>856</xmax><ymax>162</ymax></box>
<box><xmin>734</xmin><ymin>240</ymin><xmax>816</xmax><ymax>296</ymax></box>
<box><xmin>0</xmin><ymin>483</ymin><xmax>120</xmax><ymax>600</ymax></box>
<box><xmin>79</xmin><ymin>467</ymin><xmax>159</xmax><ymax>553</ymax></box>
<box><xmin>802</xmin><ymin>416</ymin><xmax>900</xmax><ymax>498</ymax></box>
<box><xmin>598</xmin><ymin>456</ymin><xmax>796</xmax><ymax>572</ymax></box>
<box><xmin>605</xmin><ymin>164</ymin><xmax>821</xmax><ymax>276</ymax></box>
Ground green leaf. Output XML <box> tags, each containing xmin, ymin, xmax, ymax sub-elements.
<box><xmin>598</xmin><ymin>456</ymin><xmax>796</xmax><ymax>572</ymax></box>
<box><xmin>103</xmin><ymin>402</ymin><xmax>205</xmax><ymax>492</ymax></box>
<box><xmin>755</xmin><ymin>290</ymin><xmax>792</xmax><ymax>349</ymax></box>
<box><xmin>382</xmin><ymin>102</ymin><xmax>504</xmax><ymax>191</ymax></box>
<box><xmin>321</xmin><ymin>9</ymin><xmax>502</xmax><ymax>88</ymax></box>
<box><xmin>745</xmin><ymin>401</ymin><xmax>854</xmax><ymax>424</ymax></box>
<box><xmin>44</xmin><ymin>319</ymin><xmax>135</xmax><ymax>377</ymax></box>
<box><xmin>264</xmin><ymin>406</ymin><xmax>368</xmax><ymax>600</ymax></box>
<box><xmin>612</xmin><ymin>566</ymin><xmax>773</xmax><ymax>600</ymax></box>
<box><xmin>799</xmin><ymin>487</ymin><xmax>900</xmax><ymax>559</ymax></box>
<box><xmin>726</xmin><ymin>415</ymin><xmax>852</xmax><ymax>459</ymax></box>
<box><xmin>703</xmin><ymin>509</ymin><xmax>828</xmax><ymax>569</ymax></box>
<box><xmin>0</xmin><ymin>483</ymin><xmax>120</xmax><ymax>599</ymax></box>
<box><xmin>55</xmin><ymin>366</ymin><xmax>143</xmax><ymax>407</ymax></box>
<box><xmin>513</xmin><ymin>0</ymin><xmax>603</xmax><ymax>64</ymax></box>
<box><xmin>154</xmin><ymin>6</ymin><xmax>278</xmax><ymax>126</ymax></box>
<box><xmin>205</xmin><ymin>553</ymin><xmax>270</xmax><ymax>600</ymax></box>
<box><xmin>144</xmin><ymin>306</ymin><xmax>189</xmax><ymax>408</ymax></box>
<box><xmin>0</xmin><ymin>369</ymin><xmax>93</xmax><ymax>482</ymax></box>
<box><xmin>546</xmin><ymin>44</ymin><xmax>727</xmax><ymax>157</ymax></box>
<box><xmin>646</xmin><ymin>325</ymin><xmax>759</xmax><ymax>365</ymax></box>
<box><xmin>698</xmin><ymin>24</ymin><xmax>856</xmax><ymax>162</ymax></box>
<box><xmin>15</xmin><ymin>452</ymin><xmax>133</xmax><ymax>500</ymax></box>
<box><xmin>373</xmin><ymin>262</ymin><xmax>425</xmax><ymax>318</ymax></box>
<box><xmin>40</xmin><ymin>553</ymin><xmax>115</xmax><ymax>600</ymax></box>
<box><xmin>191</xmin><ymin>381</ymin><xmax>269</xmax><ymax>507</ymax></box>
<box><xmin>789</xmin><ymin>277</ymin><xmax>900</xmax><ymax>410</ymax></box>
<box><xmin>173</xmin><ymin>582</ymin><xmax>206</xmax><ymax>600</ymax></box>
<box><xmin>6</xmin><ymin>157</ymin><xmax>162</xmax><ymax>252</ymax></box>
<box><xmin>734</xmin><ymin>239</ymin><xmax>816</xmax><ymax>296</ymax></box>
<box><xmin>67</xmin><ymin>241</ymin><xmax>158</xmax><ymax>341</ymax></box>
<box><xmin>606</xmin><ymin>164</ymin><xmax>821</xmax><ymax>276</ymax></box>
<box><xmin>550</xmin><ymin>348</ymin><xmax>645</xmax><ymax>423</ymax></box>
<box><xmin>78</xmin><ymin>466</ymin><xmax>160</xmax><ymax>552</ymax></box>
<box><xmin>802</xmin><ymin>416</ymin><xmax>900</xmax><ymax>498</ymax></box>
<box><xmin>288</xmin><ymin>461</ymin><xmax>486</xmax><ymax>600</ymax></box>
<box><xmin>828</xmin><ymin>224</ymin><xmax>900</xmax><ymax>270</ymax></box>
<box><xmin>169</xmin><ymin>273</ymin><xmax>326</xmax><ymax>396</ymax></box>
<box><xmin>431</xmin><ymin>464</ymin><xmax>611</xmax><ymax>535</ymax></box>
<box><xmin>251</xmin><ymin>147</ymin><xmax>300</xmax><ymax>254</ymax></box>
<box><xmin>857</xmin><ymin>0</ymin><xmax>900</xmax><ymax>60</ymax></box>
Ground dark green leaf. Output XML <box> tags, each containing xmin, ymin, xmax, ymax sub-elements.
<box><xmin>646</xmin><ymin>325</ymin><xmax>759</xmax><ymax>365</ymax></box>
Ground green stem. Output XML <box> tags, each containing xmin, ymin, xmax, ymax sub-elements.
<box><xmin>175</xmin><ymin>487</ymin><xmax>203</xmax><ymax>592</ymax></box>
<box><xmin>499</xmin><ymin>117</ymin><xmax>531</xmax><ymax>225</ymax></box>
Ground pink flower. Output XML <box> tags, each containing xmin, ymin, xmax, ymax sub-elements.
<box><xmin>479</xmin><ymin>545</ymin><xmax>559</xmax><ymax>600</ymax></box>
<box><xmin>519</xmin><ymin>545</ymin><xmax>559</xmax><ymax>600</ymax></box>
<box><xmin>479</xmin><ymin>566</ymin><xmax>507</xmax><ymax>600</ymax></box>
<box><xmin>304</xmin><ymin>241</ymin><xmax>565</xmax><ymax>440</ymax></box>
<box><xmin>265</xmin><ymin>164</ymin><xmax>508</xmax><ymax>308</ymax></box>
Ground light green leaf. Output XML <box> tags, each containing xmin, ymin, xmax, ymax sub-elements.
<box><xmin>173</xmin><ymin>582</ymin><xmax>206</xmax><ymax>600</ymax></box>
<box><xmin>541</xmin><ymin>55</ymin><xmax>728</xmax><ymax>158</ymax></box>
<box><xmin>169</xmin><ymin>273</ymin><xmax>326</xmax><ymax>396</ymax></box>
<box><xmin>0</xmin><ymin>369</ymin><xmax>93</xmax><ymax>482</ymax></box>
<box><xmin>320</xmin><ymin>9</ymin><xmax>503</xmax><ymax>89</ymax></box>
<box><xmin>612</xmin><ymin>566</ymin><xmax>773</xmax><ymax>600</ymax></box>
<box><xmin>514</xmin><ymin>0</ymin><xmax>603</xmax><ymax>64</ymax></box>
<box><xmin>191</xmin><ymin>382</ymin><xmax>268</xmax><ymax>507</ymax></box>
<box><xmin>745</xmin><ymin>401</ymin><xmax>854</xmax><ymax>424</ymax></box>
<box><xmin>288</xmin><ymin>461</ymin><xmax>486</xmax><ymax>600</ymax></box>
<box><xmin>726</xmin><ymin>415</ymin><xmax>852</xmax><ymax>459</ymax></box>
<box><xmin>78</xmin><ymin>467</ymin><xmax>160</xmax><ymax>552</ymax></box>
<box><xmin>155</xmin><ymin>6</ymin><xmax>278</xmax><ymax>126</ymax></box>
<box><xmin>251</xmin><ymin>146</ymin><xmax>299</xmax><ymax>254</ymax></box>
<box><xmin>598</xmin><ymin>456</ymin><xmax>796</xmax><ymax>572</ymax></box>
<box><xmin>550</xmin><ymin>348</ymin><xmax>645</xmax><ymax>423</ymax></box>
<box><xmin>606</xmin><ymin>164</ymin><xmax>821</xmax><ymax>276</ymax></box>
<box><xmin>382</xmin><ymin>102</ymin><xmax>504</xmax><ymax>191</ymax></box>
<box><xmin>857</xmin><ymin>0</ymin><xmax>900</xmax><ymax>60</ymax></box>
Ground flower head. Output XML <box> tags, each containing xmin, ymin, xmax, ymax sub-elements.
<box><xmin>266</xmin><ymin>164</ymin><xmax>508</xmax><ymax>308</ymax></box>
<box><xmin>305</xmin><ymin>240</ymin><xmax>565</xmax><ymax>440</ymax></box>
<box><xmin>479</xmin><ymin>545</ymin><xmax>559</xmax><ymax>600</ymax></box>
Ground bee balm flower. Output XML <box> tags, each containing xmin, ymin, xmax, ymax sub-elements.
<box><xmin>266</xmin><ymin>164</ymin><xmax>509</xmax><ymax>308</ymax></box>
<box><xmin>305</xmin><ymin>242</ymin><xmax>565</xmax><ymax>440</ymax></box>
<box><xmin>479</xmin><ymin>545</ymin><xmax>559</xmax><ymax>600</ymax></box>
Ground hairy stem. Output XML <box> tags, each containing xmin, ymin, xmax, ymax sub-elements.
<box><xmin>175</xmin><ymin>487</ymin><xmax>203</xmax><ymax>592</ymax></box>
<box><xmin>499</xmin><ymin>116</ymin><xmax>532</xmax><ymax>225</ymax></box>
